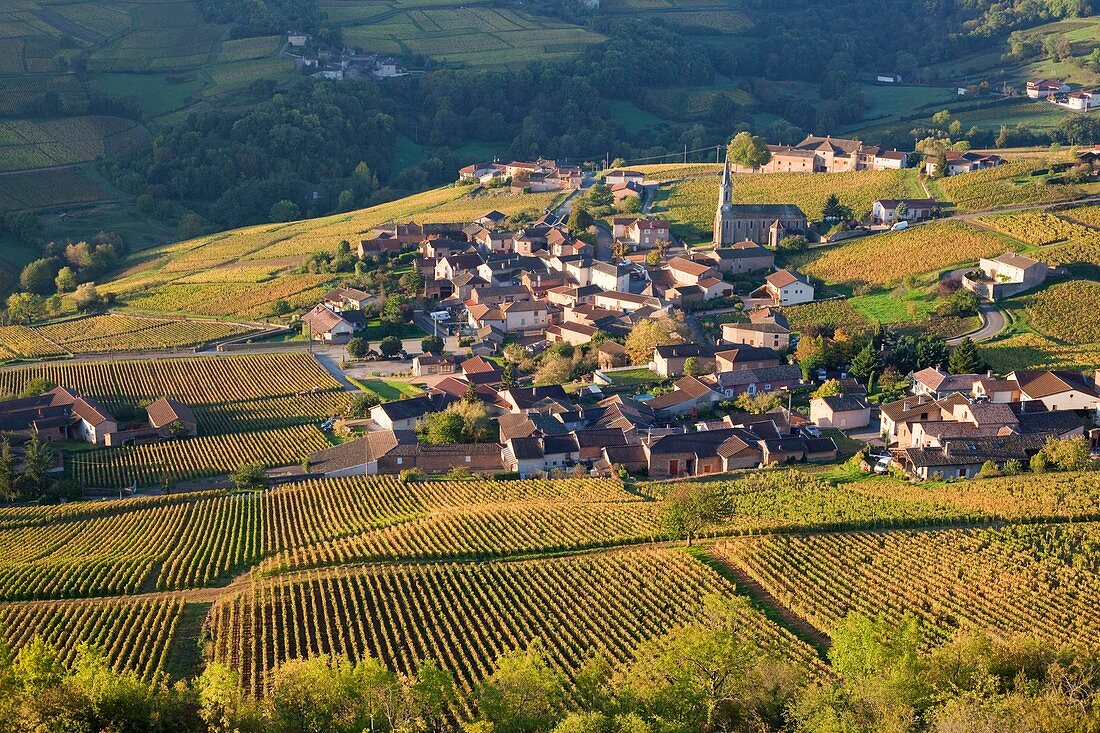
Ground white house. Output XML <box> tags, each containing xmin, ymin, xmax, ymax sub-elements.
<box><xmin>752</xmin><ymin>269</ymin><xmax>814</xmax><ymax>306</ymax></box>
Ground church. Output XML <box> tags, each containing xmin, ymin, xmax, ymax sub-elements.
<box><xmin>713</xmin><ymin>159</ymin><xmax>808</xmax><ymax>247</ymax></box>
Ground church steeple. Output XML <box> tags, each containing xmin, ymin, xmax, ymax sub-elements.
<box><xmin>718</xmin><ymin>157</ymin><xmax>732</xmax><ymax>208</ymax></box>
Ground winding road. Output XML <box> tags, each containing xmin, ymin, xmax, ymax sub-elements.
<box><xmin>941</xmin><ymin>266</ymin><xmax>1008</xmax><ymax>345</ymax></box>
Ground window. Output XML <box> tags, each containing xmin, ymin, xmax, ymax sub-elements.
<box><xmin>465</xmin><ymin>456</ymin><xmax>471</xmax><ymax>463</ymax></box>
<box><xmin>764</xmin><ymin>384</ymin><xmax>772</xmax><ymax>392</ymax></box>
<box><xmin>396</xmin><ymin>457</ymin><xmax>403</xmax><ymax>465</ymax></box>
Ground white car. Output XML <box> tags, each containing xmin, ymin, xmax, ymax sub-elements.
<box><xmin>873</xmin><ymin>456</ymin><xmax>894</xmax><ymax>474</ymax></box>
<box><xmin>891</xmin><ymin>220</ymin><xmax>909</xmax><ymax>231</ymax></box>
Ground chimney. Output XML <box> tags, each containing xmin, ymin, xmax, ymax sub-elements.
<box><xmin>903</xmin><ymin>400</ymin><xmax>910</xmax><ymax>411</ymax></box>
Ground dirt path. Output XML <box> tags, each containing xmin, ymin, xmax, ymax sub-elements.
<box><xmin>699</xmin><ymin>549</ymin><xmax>832</xmax><ymax>657</ymax></box>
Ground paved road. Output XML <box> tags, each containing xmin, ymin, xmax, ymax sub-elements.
<box><xmin>948</xmin><ymin>301</ymin><xmax>1006</xmax><ymax>345</ymax></box>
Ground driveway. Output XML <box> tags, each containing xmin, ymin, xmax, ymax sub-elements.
<box><xmin>948</xmin><ymin>301</ymin><xmax>1006</xmax><ymax>345</ymax></box>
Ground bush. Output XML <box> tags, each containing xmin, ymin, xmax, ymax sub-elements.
<box><xmin>346</xmin><ymin>337</ymin><xmax>368</xmax><ymax>359</ymax></box>
<box><xmin>492</xmin><ymin>472</ymin><xmax>521</xmax><ymax>481</ymax></box>
<box><xmin>347</xmin><ymin>393</ymin><xmax>380</xmax><ymax>417</ymax></box>
<box><xmin>379</xmin><ymin>336</ymin><xmax>402</xmax><ymax>358</ymax></box>
<box><xmin>399</xmin><ymin>468</ymin><xmax>426</xmax><ymax>483</ymax></box>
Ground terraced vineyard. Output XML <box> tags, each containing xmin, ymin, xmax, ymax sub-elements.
<box><xmin>975</xmin><ymin>209</ymin><xmax>1100</xmax><ymax>245</ymax></box>
<box><xmin>0</xmin><ymin>325</ymin><xmax>67</xmax><ymax>360</ymax></box>
<box><xmin>934</xmin><ymin>160</ymin><xmax>1086</xmax><ymax>212</ymax></box>
<box><xmin>208</xmin><ymin>550</ymin><xmax>822</xmax><ymax>704</ymax></box>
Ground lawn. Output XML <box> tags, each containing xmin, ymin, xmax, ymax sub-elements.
<box><xmin>360</xmin><ymin>320</ymin><xmax>427</xmax><ymax>340</ymax></box>
<box><xmin>601</xmin><ymin>367</ymin><xmax>663</xmax><ymax>386</ymax></box>
<box><xmin>351</xmin><ymin>378</ymin><xmax>424</xmax><ymax>401</ymax></box>
<box><xmin>847</xmin><ymin>290</ymin><xmax>934</xmax><ymax>324</ymax></box>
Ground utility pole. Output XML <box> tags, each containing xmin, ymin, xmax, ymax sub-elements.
<box><xmin>715</xmin><ymin>145</ymin><xmax>721</xmax><ymax>163</ymax></box>
<box><xmin>683</xmin><ymin>144</ymin><xmax>687</xmax><ymax>163</ymax></box>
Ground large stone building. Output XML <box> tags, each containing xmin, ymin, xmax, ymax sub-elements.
<box><xmin>731</xmin><ymin>135</ymin><xmax>908</xmax><ymax>174</ymax></box>
<box><xmin>713</xmin><ymin>160</ymin><xmax>807</xmax><ymax>246</ymax></box>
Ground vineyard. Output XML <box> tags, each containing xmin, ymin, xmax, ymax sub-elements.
<box><xmin>0</xmin><ymin>326</ymin><xmax>67</xmax><ymax>360</ymax></box>
<box><xmin>208</xmin><ymin>550</ymin><xmax>822</xmax><ymax>704</ymax></box>
<box><xmin>717</xmin><ymin>522</ymin><xmax>1100</xmax><ymax>647</ymax></box>
<box><xmin>1024</xmin><ymin>280</ymin><xmax>1100</xmax><ymax>345</ymax></box>
<box><xmin>933</xmin><ymin>160</ymin><xmax>1086</xmax><ymax>212</ymax></box>
<box><xmin>654</xmin><ymin>167</ymin><xmax>923</xmax><ymax>238</ymax></box>
<box><xmin>0</xmin><ymin>352</ymin><xmax>342</xmax><ymax>408</ymax></box>
<box><xmin>35</xmin><ymin>314</ymin><xmax>256</xmax><ymax>354</ymax></box>
<box><xmin>801</xmin><ymin>220</ymin><xmax>1010</xmax><ymax>286</ymax></box>
<box><xmin>69</xmin><ymin>424</ymin><xmax>331</xmax><ymax>488</ymax></box>
<box><xmin>975</xmin><ymin>209</ymin><xmax>1100</xmax><ymax>246</ymax></box>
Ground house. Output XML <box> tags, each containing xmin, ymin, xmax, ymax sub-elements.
<box><xmin>871</xmin><ymin>199</ymin><xmax>937</xmax><ymax>224</ymax></box>
<box><xmin>308</xmin><ymin>431</ymin><xmax>503</xmax><ymax>476</ymax></box>
<box><xmin>1076</xmin><ymin>145</ymin><xmax>1100</xmax><ymax>173</ymax></box>
<box><xmin>502</xmin><ymin>435</ymin><xmax>580</xmax><ymax>476</ymax></box>
<box><xmin>45</xmin><ymin>388</ymin><xmax>118</xmax><ymax>445</ymax></box>
<box><xmin>605</xmin><ymin>170</ymin><xmax>644</xmax><ymax>186</ymax></box>
<box><xmin>451</xmin><ymin>272</ymin><xmax>490</xmax><ymax>301</ymax></box>
<box><xmin>703</xmin><ymin>241</ymin><xmax>774</xmax><ymax>274</ymax></box>
<box><xmin>469</xmin><ymin>284</ymin><xmax>531</xmax><ymax>307</ymax></box>
<box><xmin>435</xmin><ymin>253</ymin><xmax>484</xmax><ymax>281</ymax></box>
<box><xmin>413</xmin><ymin>354</ymin><xmax>459</xmax><ymax>377</ymax></box>
<box><xmin>1011</xmin><ymin>370</ymin><xmax>1100</xmax><ymax>414</ymax></box>
<box><xmin>146</xmin><ymin>398</ymin><xmax>198</xmax><ymax>438</ymax></box>
<box><xmin>752</xmin><ymin>269</ymin><xmax>814</xmax><ymax>306</ymax></box>
<box><xmin>369</xmin><ymin>393</ymin><xmax>456</xmax><ymax>431</ymax></box>
<box><xmin>301</xmin><ymin>305</ymin><xmax>357</xmax><ymax>344</ymax></box>
<box><xmin>498</xmin><ymin>386</ymin><xmax>571</xmax><ymax>413</ymax></box>
<box><xmin>1026</xmin><ymin>78</ymin><xmax>1070</xmax><ymax>99</ymax></box>
<box><xmin>809</xmin><ymin>395</ymin><xmax>871</xmax><ymax>430</ymax></box>
<box><xmin>1063</xmin><ymin>89</ymin><xmax>1099</xmax><ymax>111</ymax></box>
<box><xmin>646</xmin><ymin>376</ymin><xmax>723</xmax><ymax>416</ymax></box>
<box><xmin>714</xmin><ymin>161</ymin><xmax>809</xmax><ymax>246</ymax></box>
<box><xmin>589</xmin><ymin>261</ymin><xmax>632</xmax><ymax>292</ymax></box>
<box><xmin>925</xmin><ymin>151</ymin><xmax>1003</xmax><ymax>176</ymax></box>
<box><xmin>644</xmin><ymin>428</ymin><xmax>762</xmax><ymax>478</ymax></box>
<box><xmin>287</xmin><ymin>31</ymin><xmax>310</xmax><ymax>46</ymax></box>
<box><xmin>475</xmin><ymin>210</ymin><xmax>507</xmax><ymax>228</ymax></box>
<box><xmin>323</xmin><ymin>287</ymin><xmax>374</xmax><ymax>311</ymax></box>
<box><xmin>705</xmin><ymin>364</ymin><xmax>802</xmax><ymax>399</ymax></box>
<box><xmin>963</xmin><ymin>252</ymin><xmax>1047</xmax><ymax>301</ymax></box>
<box><xmin>902</xmin><ymin>434</ymin><xmax>1049</xmax><ymax>480</ymax></box>
<box><xmin>592</xmin><ymin>290</ymin><xmax>664</xmax><ymax>314</ymax></box>
<box><xmin>667</xmin><ymin>257</ymin><xmax>720</xmax><ymax>287</ymax></box>
<box><xmin>733</xmin><ymin>135</ymin><xmax>907</xmax><ymax>174</ymax></box>
<box><xmin>911</xmin><ymin>368</ymin><xmax>987</xmax><ymax>399</ymax></box>
<box><xmin>624</xmin><ymin>218</ymin><xmax>670</xmax><ymax>249</ymax></box>
<box><xmin>714</xmin><ymin>346</ymin><xmax>782</xmax><ymax>373</ymax></box>
<box><xmin>547</xmin><ymin>321</ymin><xmax>601</xmax><ymax>346</ymax></box>
<box><xmin>499</xmin><ymin>300</ymin><xmax>556</xmax><ymax>333</ymax></box>
<box><xmin>597</xmin><ymin>341</ymin><xmax>630</xmax><ymax>370</ymax></box>
<box><xmin>652</xmin><ymin>343</ymin><xmax>723</xmax><ymax>378</ymax></box>
<box><xmin>461</xmin><ymin>356</ymin><xmax>503</xmax><ymax>385</ymax></box>
<box><xmin>879</xmin><ymin>393</ymin><xmax>960</xmax><ymax>444</ymax></box>
<box><xmin>721</xmin><ymin>320</ymin><xmax>791</xmax><ymax>351</ymax></box>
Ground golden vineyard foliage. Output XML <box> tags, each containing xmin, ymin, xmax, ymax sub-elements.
<box><xmin>36</xmin><ymin>314</ymin><xmax>254</xmax><ymax>354</ymax></box>
<box><xmin>208</xmin><ymin>550</ymin><xmax>823</xmax><ymax>705</ymax></box>
<box><xmin>935</xmin><ymin>160</ymin><xmax>1085</xmax><ymax>212</ymax></box>
<box><xmin>717</xmin><ymin>522</ymin><xmax>1100</xmax><ymax>647</ymax></box>
<box><xmin>0</xmin><ymin>326</ymin><xmax>67</xmax><ymax>359</ymax></box>
<box><xmin>1025</xmin><ymin>280</ymin><xmax>1100</xmax><ymax>345</ymax></box>
<box><xmin>802</xmin><ymin>220</ymin><xmax>1008</xmax><ymax>285</ymax></box>
<box><xmin>975</xmin><ymin>209</ymin><xmax>1100</xmax><ymax>245</ymax></box>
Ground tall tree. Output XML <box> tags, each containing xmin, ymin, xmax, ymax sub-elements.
<box><xmin>478</xmin><ymin>641</ymin><xmax>564</xmax><ymax>733</ymax></box>
<box><xmin>663</xmin><ymin>483</ymin><xmax>731</xmax><ymax>545</ymax></box>
<box><xmin>947</xmin><ymin>337</ymin><xmax>980</xmax><ymax>375</ymax></box>
<box><xmin>18</xmin><ymin>434</ymin><xmax>52</xmax><ymax>499</ymax></box>
<box><xmin>848</xmin><ymin>342</ymin><xmax>883</xmax><ymax>385</ymax></box>
<box><xmin>726</xmin><ymin>132</ymin><xmax>771</xmax><ymax>170</ymax></box>
<box><xmin>0</xmin><ymin>438</ymin><xmax>15</xmax><ymax>501</ymax></box>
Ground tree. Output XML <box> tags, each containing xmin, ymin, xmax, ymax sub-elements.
<box><xmin>947</xmin><ymin>337</ymin><xmax>980</xmax><ymax>375</ymax></box>
<box><xmin>619</xmin><ymin>595</ymin><xmax>792</xmax><ymax>733</ymax></box>
<box><xmin>6</xmin><ymin>292</ymin><xmax>45</xmax><ymax>324</ymax></box>
<box><xmin>419</xmin><ymin>411</ymin><xmax>465</xmax><ymax>445</ymax></box>
<box><xmin>726</xmin><ymin>131</ymin><xmax>771</xmax><ymax>170</ymax></box>
<box><xmin>796</xmin><ymin>335</ymin><xmax>832</xmax><ymax>380</ymax></box>
<box><xmin>167</xmin><ymin>420</ymin><xmax>190</xmax><ymax>439</ymax></box>
<box><xmin>734</xmin><ymin>391</ymin><xmax>783</xmax><ymax>414</ymax></box>
<box><xmin>534</xmin><ymin>354</ymin><xmax>573</xmax><ymax>386</ymax></box>
<box><xmin>611</xmin><ymin>240</ymin><xmax>629</xmax><ymax>260</ymax></box>
<box><xmin>347</xmin><ymin>392</ymin><xmax>381</xmax><ymax>418</ymax></box>
<box><xmin>269</xmin><ymin>199</ymin><xmax>300</xmax><ymax>222</ymax></box>
<box><xmin>500</xmin><ymin>362</ymin><xmax>517</xmax><ymax>390</ymax></box>
<box><xmin>812</xmin><ymin>379</ymin><xmax>844</xmax><ymax>398</ymax></box>
<box><xmin>1041</xmin><ymin>436</ymin><xmax>1093</xmax><ymax>472</ymax></box>
<box><xmin>0</xmin><ymin>438</ymin><xmax>16</xmax><ymax>501</ymax></box>
<box><xmin>915</xmin><ymin>335</ymin><xmax>948</xmax><ymax>370</ymax></box>
<box><xmin>179</xmin><ymin>212</ymin><xmax>205</xmax><ymax>239</ymax></box>
<box><xmin>827</xmin><ymin>612</ymin><xmax>930</xmax><ymax>714</ymax></box>
<box><xmin>347</xmin><ymin>337</ymin><xmax>369</xmax><ymax>359</ymax></box>
<box><xmin>411</xmin><ymin>659</ymin><xmax>456</xmax><ymax>732</ymax></box>
<box><xmin>404</xmin><ymin>263</ymin><xmax>424</xmax><ymax>298</ymax></box>
<box><xmin>821</xmin><ymin>194</ymin><xmax>851</xmax><ymax>221</ymax></box>
<box><xmin>54</xmin><ymin>266</ymin><xmax>77</xmax><ymax>294</ymax></box>
<box><xmin>568</xmin><ymin>206</ymin><xmax>594</xmax><ymax>235</ymax></box>
<box><xmin>230</xmin><ymin>462</ymin><xmax>266</xmax><ymax>490</ymax></box>
<box><xmin>849</xmin><ymin>342</ymin><xmax>883</xmax><ymax>385</ymax></box>
<box><xmin>197</xmin><ymin>662</ymin><xmax>264</xmax><ymax>733</ymax></box>
<box><xmin>19</xmin><ymin>258</ymin><xmax>59</xmax><ymax>295</ymax></box>
<box><xmin>477</xmin><ymin>641</ymin><xmax>564</xmax><ymax>733</ymax></box>
<box><xmin>894</xmin><ymin>201</ymin><xmax>909</xmax><ymax>221</ymax></box>
<box><xmin>644</xmin><ymin>250</ymin><xmax>661</xmax><ymax>266</ymax></box>
<box><xmin>18</xmin><ymin>434</ymin><xmax>52</xmax><ymax>499</ymax></box>
<box><xmin>379</xmin><ymin>336</ymin><xmax>402</xmax><ymax>358</ymax></box>
<box><xmin>624</xmin><ymin>319</ymin><xmax>680</xmax><ymax>366</ymax></box>
<box><xmin>421</xmin><ymin>336</ymin><xmax>444</xmax><ymax>355</ymax></box>
<box><xmin>383</xmin><ymin>294</ymin><xmax>406</xmax><ymax>323</ymax></box>
<box><xmin>585</xmin><ymin>184</ymin><xmax>613</xmax><ymax>209</ymax></box>
<box><xmin>683</xmin><ymin>356</ymin><xmax>704</xmax><ymax>377</ymax></box>
<box><xmin>19</xmin><ymin>377</ymin><xmax>53</xmax><ymax>398</ymax></box>
<box><xmin>72</xmin><ymin>283</ymin><xmax>103</xmax><ymax>313</ymax></box>
<box><xmin>663</xmin><ymin>482</ymin><xmax>731</xmax><ymax>545</ymax></box>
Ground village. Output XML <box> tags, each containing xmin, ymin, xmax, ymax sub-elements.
<box><xmin>285</xmin><ymin>138</ymin><xmax>1100</xmax><ymax>483</ymax></box>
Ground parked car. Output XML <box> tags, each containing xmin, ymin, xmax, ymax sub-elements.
<box><xmin>891</xmin><ymin>220</ymin><xmax>909</xmax><ymax>231</ymax></box>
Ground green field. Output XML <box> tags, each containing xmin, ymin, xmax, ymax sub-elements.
<box><xmin>353</xmin><ymin>378</ymin><xmax>426</xmax><ymax>401</ymax></box>
<box><xmin>326</xmin><ymin>2</ymin><xmax>606</xmax><ymax>68</ymax></box>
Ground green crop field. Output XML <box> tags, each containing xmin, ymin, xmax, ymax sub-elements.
<box><xmin>326</xmin><ymin>2</ymin><xmax>606</xmax><ymax>68</ymax></box>
<box><xmin>0</xmin><ymin>116</ymin><xmax>149</xmax><ymax>172</ymax></box>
